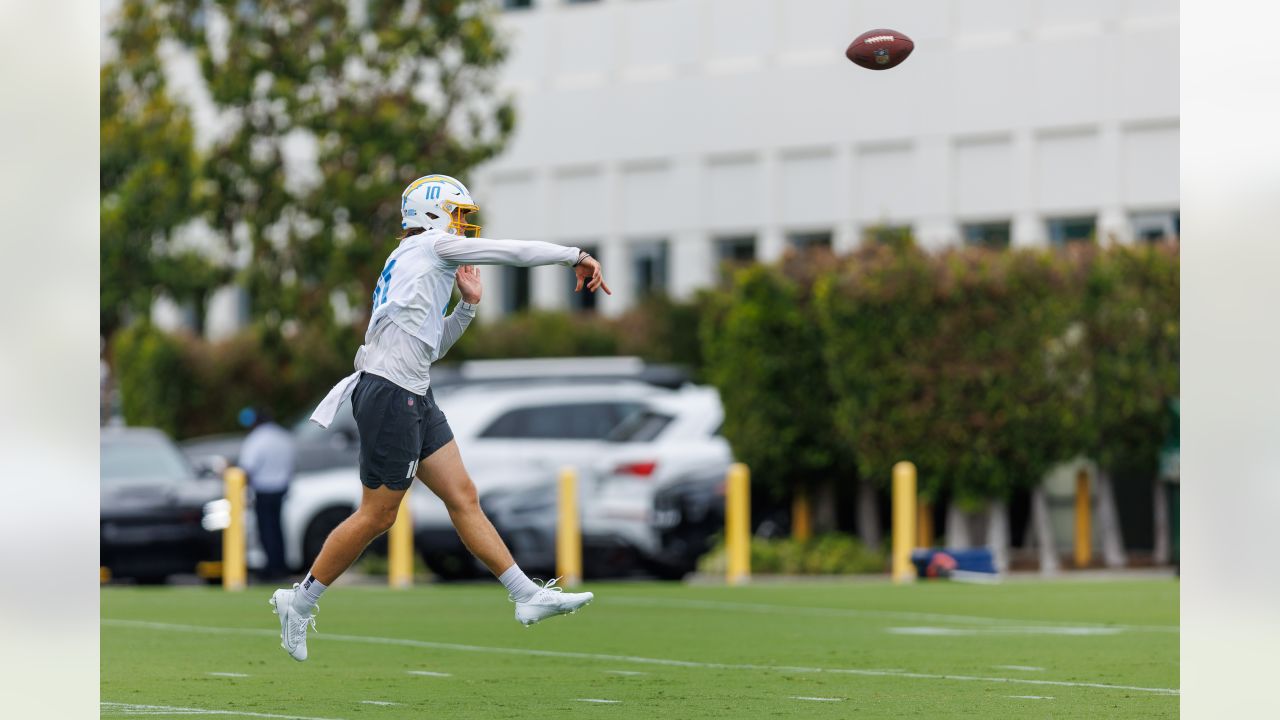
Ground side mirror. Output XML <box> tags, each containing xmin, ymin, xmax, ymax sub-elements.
<box><xmin>192</xmin><ymin>455</ymin><xmax>229</xmax><ymax>479</ymax></box>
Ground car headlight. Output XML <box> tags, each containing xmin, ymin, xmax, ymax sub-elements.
<box><xmin>202</xmin><ymin>498</ymin><xmax>231</xmax><ymax>531</ymax></box>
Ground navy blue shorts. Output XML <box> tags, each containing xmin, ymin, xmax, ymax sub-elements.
<box><xmin>350</xmin><ymin>373</ymin><xmax>454</xmax><ymax>491</ymax></box>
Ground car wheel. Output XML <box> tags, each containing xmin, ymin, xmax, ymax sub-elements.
<box><xmin>303</xmin><ymin>506</ymin><xmax>354</xmax><ymax>570</ymax></box>
<box><xmin>134</xmin><ymin>574</ymin><xmax>169</xmax><ymax>586</ymax></box>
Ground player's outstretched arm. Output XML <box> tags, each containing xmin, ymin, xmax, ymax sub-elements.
<box><xmin>434</xmin><ymin>233</ymin><xmax>610</xmax><ymax>295</ymax></box>
<box><xmin>435</xmin><ymin>233</ymin><xmax>579</xmax><ymax>268</ymax></box>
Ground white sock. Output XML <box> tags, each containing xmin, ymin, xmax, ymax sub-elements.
<box><xmin>498</xmin><ymin>564</ymin><xmax>540</xmax><ymax>603</ymax></box>
<box><xmin>292</xmin><ymin>573</ymin><xmax>327</xmax><ymax>614</ymax></box>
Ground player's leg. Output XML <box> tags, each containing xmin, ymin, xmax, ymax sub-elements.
<box><xmin>271</xmin><ymin>373</ymin><xmax>421</xmax><ymax>660</ymax></box>
<box><xmin>415</xmin><ymin>437</ymin><xmax>594</xmax><ymax>626</ymax></box>
<box><xmin>269</xmin><ymin>484</ymin><xmax>404</xmax><ymax>661</ymax></box>
<box><xmin>413</xmin><ymin>439</ymin><xmax>514</xmax><ymax>575</ymax></box>
<box><xmin>307</xmin><ymin>484</ymin><xmax>406</xmax><ymax>583</ymax></box>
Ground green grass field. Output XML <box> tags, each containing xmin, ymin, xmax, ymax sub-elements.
<box><xmin>102</xmin><ymin>577</ymin><xmax>1178</xmax><ymax>719</ymax></box>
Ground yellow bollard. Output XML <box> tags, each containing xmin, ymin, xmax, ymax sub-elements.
<box><xmin>725</xmin><ymin>463</ymin><xmax>751</xmax><ymax>585</ymax></box>
<box><xmin>388</xmin><ymin>488</ymin><xmax>414</xmax><ymax>588</ymax></box>
<box><xmin>891</xmin><ymin>462</ymin><xmax>917</xmax><ymax>584</ymax></box>
<box><xmin>791</xmin><ymin>488</ymin><xmax>812</xmax><ymax>542</ymax></box>
<box><xmin>222</xmin><ymin>467</ymin><xmax>247</xmax><ymax>591</ymax></box>
<box><xmin>916</xmin><ymin>499</ymin><xmax>933</xmax><ymax>550</ymax></box>
<box><xmin>556</xmin><ymin>467</ymin><xmax>582</xmax><ymax>587</ymax></box>
<box><xmin>1074</xmin><ymin>468</ymin><xmax>1092</xmax><ymax>568</ymax></box>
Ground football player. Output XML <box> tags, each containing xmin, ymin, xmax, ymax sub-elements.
<box><xmin>270</xmin><ymin>174</ymin><xmax>607</xmax><ymax>661</ymax></box>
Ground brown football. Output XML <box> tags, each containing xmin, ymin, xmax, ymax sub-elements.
<box><xmin>846</xmin><ymin>28</ymin><xmax>914</xmax><ymax>70</ymax></box>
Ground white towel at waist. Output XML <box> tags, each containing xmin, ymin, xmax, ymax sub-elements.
<box><xmin>310</xmin><ymin>370</ymin><xmax>362</xmax><ymax>429</ymax></box>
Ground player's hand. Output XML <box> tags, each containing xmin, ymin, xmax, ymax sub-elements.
<box><xmin>455</xmin><ymin>265</ymin><xmax>483</xmax><ymax>304</ymax></box>
<box><xmin>573</xmin><ymin>254</ymin><xmax>612</xmax><ymax>295</ymax></box>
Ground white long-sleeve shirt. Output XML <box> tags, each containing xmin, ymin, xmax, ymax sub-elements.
<box><xmin>310</xmin><ymin>230</ymin><xmax>580</xmax><ymax>428</ymax></box>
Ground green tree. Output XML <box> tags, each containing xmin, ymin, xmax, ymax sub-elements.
<box><xmin>701</xmin><ymin>263</ymin><xmax>849</xmax><ymax>505</ymax></box>
<box><xmin>1085</xmin><ymin>243</ymin><xmax>1180</xmax><ymax>563</ymax></box>
<box><xmin>814</xmin><ymin>245</ymin><xmax>1092</xmax><ymax>506</ymax></box>
<box><xmin>1086</xmin><ymin>244</ymin><xmax>1180</xmax><ymax>478</ymax></box>
<box><xmin>101</xmin><ymin>2</ymin><xmax>228</xmax><ymax>337</ymax></box>
<box><xmin>107</xmin><ymin>0</ymin><xmax>516</xmax><ymax>334</ymax></box>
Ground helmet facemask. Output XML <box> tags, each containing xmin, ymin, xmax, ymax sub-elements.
<box><xmin>443</xmin><ymin>200</ymin><xmax>481</xmax><ymax>238</ymax></box>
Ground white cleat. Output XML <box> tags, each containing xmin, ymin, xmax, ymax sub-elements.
<box><xmin>514</xmin><ymin>577</ymin><xmax>594</xmax><ymax>627</ymax></box>
<box><xmin>269</xmin><ymin>585</ymin><xmax>317</xmax><ymax>662</ymax></box>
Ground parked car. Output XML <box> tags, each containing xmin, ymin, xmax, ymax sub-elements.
<box><xmin>648</xmin><ymin>467</ymin><xmax>729</xmax><ymax>579</ymax></box>
<box><xmin>250</xmin><ymin>379</ymin><xmax>669</xmax><ymax>577</ymax></box>
<box><xmin>580</xmin><ymin>386</ymin><xmax>732</xmax><ymax>567</ymax></box>
<box><xmin>101</xmin><ymin>427</ymin><xmax>223</xmax><ymax>583</ymax></box>
<box><xmin>413</xmin><ymin>380</ymin><xmax>668</xmax><ymax>578</ymax></box>
<box><xmin>178</xmin><ymin>357</ymin><xmax>688</xmax><ymax>473</ymax></box>
<box><xmin>447</xmin><ymin>385</ymin><xmax>732</xmax><ymax>579</ymax></box>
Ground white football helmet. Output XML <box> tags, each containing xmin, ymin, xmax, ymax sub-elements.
<box><xmin>400</xmin><ymin>174</ymin><xmax>481</xmax><ymax>237</ymax></box>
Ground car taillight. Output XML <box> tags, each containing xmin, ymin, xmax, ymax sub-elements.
<box><xmin>614</xmin><ymin>461</ymin><xmax>657</xmax><ymax>478</ymax></box>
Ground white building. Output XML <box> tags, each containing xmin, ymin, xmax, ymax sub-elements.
<box><xmin>470</xmin><ymin>0</ymin><xmax>1179</xmax><ymax>317</ymax></box>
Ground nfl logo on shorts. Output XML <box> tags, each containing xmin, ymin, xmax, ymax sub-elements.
<box><xmin>407</xmin><ymin>397</ymin><xmax>414</xmax><ymax>407</ymax></box>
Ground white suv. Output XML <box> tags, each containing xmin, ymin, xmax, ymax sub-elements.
<box><xmin>580</xmin><ymin>386</ymin><xmax>732</xmax><ymax>567</ymax></box>
<box><xmin>414</xmin><ymin>380</ymin><xmax>668</xmax><ymax>577</ymax></box>
<box><xmin>273</xmin><ymin>379</ymin><xmax>669</xmax><ymax>577</ymax></box>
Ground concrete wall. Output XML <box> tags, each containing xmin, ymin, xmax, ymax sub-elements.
<box><xmin>472</xmin><ymin>0</ymin><xmax>1179</xmax><ymax>315</ymax></box>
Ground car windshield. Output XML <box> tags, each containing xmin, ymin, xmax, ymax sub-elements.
<box><xmin>101</xmin><ymin>434</ymin><xmax>193</xmax><ymax>484</ymax></box>
<box><xmin>606</xmin><ymin>410</ymin><xmax>675</xmax><ymax>443</ymax></box>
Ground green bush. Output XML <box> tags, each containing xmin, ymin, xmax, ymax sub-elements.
<box><xmin>111</xmin><ymin>322</ymin><xmax>191</xmax><ymax>437</ymax></box>
<box><xmin>110</xmin><ymin>321</ymin><xmax>358</xmax><ymax>439</ymax></box>
<box><xmin>699</xmin><ymin>242</ymin><xmax>1177</xmax><ymax>508</ymax></box>
<box><xmin>443</xmin><ymin>295</ymin><xmax>707</xmax><ymax>373</ymax></box>
<box><xmin>1085</xmin><ymin>244</ymin><xmax>1180</xmax><ymax>479</ymax></box>
<box><xmin>699</xmin><ymin>262</ymin><xmax>851</xmax><ymax>500</ymax></box>
<box><xmin>697</xmin><ymin>534</ymin><xmax>886</xmax><ymax>575</ymax></box>
<box><xmin>815</xmin><ymin>244</ymin><xmax>1093</xmax><ymax>505</ymax></box>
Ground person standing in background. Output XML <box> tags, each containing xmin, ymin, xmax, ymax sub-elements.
<box><xmin>239</xmin><ymin>407</ymin><xmax>297</xmax><ymax>582</ymax></box>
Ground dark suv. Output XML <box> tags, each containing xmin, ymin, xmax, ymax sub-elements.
<box><xmin>101</xmin><ymin>427</ymin><xmax>223</xmax><ymax>583</ymax></box>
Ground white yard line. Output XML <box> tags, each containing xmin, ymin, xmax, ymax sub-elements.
<box><xmin>1009</xmin><ymin>695</ymin><xmax>1055</xmax><ymax>700</ymax></box>
<box><xmin>790</xmin><ymin>696</ymin><xmax>845</xmax><ymax>702</ymax></box>
<box><xmin>887</xmin><ymin>626</ymin><xmax>1122</xmax><ymax>636</ymax></box>
<box><xmin>574</xmin><ymin>698</ymin><xmax>621</xmax><ymax>704</ymax></box>
<box><xmin>206</xmin><ymin>672</ymin><xmax>251</xmax><ymax>678</ymax></box>
<box><xmin>100</xmin><ymin>701</ymin><xmax>346</xmax><ymax>720</ymax></box>
<box><xmin>359</xmin><ymin>701</ymin><xmax>399</xmax><ymax>706</ymax></box>
<box><xmin>405</xmin><ymin>670</ymin><xmax>452</xmax><ymax>677</ymax></box>
<box><xmin>102</xmin><ymin>619</ymin><xmax>1179</xmax><ymax>696</ymax></box>
<box><xmin>606</xmin><ymin>596</ymin><xmax>1179</xmax><ymax>633</ymax></box>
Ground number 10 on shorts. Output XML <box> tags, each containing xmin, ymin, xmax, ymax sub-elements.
<box><xmin>406</xmin><ymin>459</ymin><xmax>419</xmax><ymax>479</ymax></box>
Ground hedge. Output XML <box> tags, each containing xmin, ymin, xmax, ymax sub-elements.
<box><xmin>700</xmin><ymin>242</ymin><xmax>1178</xmax><ymax>506</ymax></box>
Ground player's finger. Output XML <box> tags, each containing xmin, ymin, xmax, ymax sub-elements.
<box><xmin>574</xmin><ymin>275</ymin><xmax>584</xmax><ymax>292</ymax></box>
<box><xmin>600</xmin><ymin>280</ymin><xmax>612</xmax><ymax>295</ymax></box>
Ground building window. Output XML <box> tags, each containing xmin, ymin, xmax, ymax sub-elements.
<box><xmin>787</xmin><ymin>230</ymin><xmax>833</xmax><ymax>252</ymax></box>
<box><xmin>567</xmin><ymin>244</ymin><xmax>601</xmax><ymax>312</ymax></box>
<box><xmin>1132</xmin><ymin>210</ymin><xmax>1179</xmax><ymax>243</ymax></box>
<box><xmin>715</xmin><ymin>235</ymin><xmax>756</xmax><ymax>263</ymax></box>
<box><xmin>630</xmin><ymin>239</ymin><xmax>669</xmax><ymax>299</ymax></box>
<box><xmin>503</xmin><ymin>266</ymin><xmax>531</xmax><ymax>315</ymax></box>
<box><xmin>1046</xmin><ymin>216</ymin><xmax>1096</xmax><ymax>246</ymax></box>
<box><xmin>713</xmin><ymin>235</ymin><xmax>756</xmax><ymax>284</ymax></box>
<box><xmin>962</xmin><ymin>221</ymin><xmax>1012</xmax><ymax>249</ymax></box>
<box><xmin>503</xmin><ymin>0</ymin><xmax>534</xmax><ymax>9</ymax></box>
